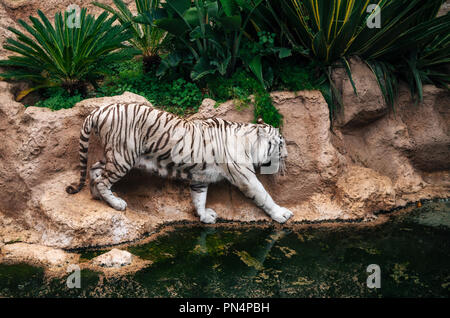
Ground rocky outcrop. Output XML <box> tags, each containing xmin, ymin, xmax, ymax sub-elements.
<box><xmin>92</xmin><ymin>249</ymin><xmax>134</xmax><ymax>268</ymax></box>
<box><xmin>335</xmin><ymin>166</ymin><xmax>395</xmax><ymax>219</ymax></box>
<box><xmin>332</xmin><ymin>59</ymin><xmax>450</xmax><ymax>206</ymax></box>
<box><xmin>0</xmin><ymin>242</ymin><xmax>78</xmax><ymax>267</ymax></box>
<box><xmin>0</xmin><ymin>0</ymin><xmax>136</xmax><ymax>22</ymax></box>
<box><xmin>0</xmin><ymin>12</ymin><xmax>448</xmax><ymax>248</ymax></box>
<box><xmin>332</xmin><ymin>57</ymin><xmax>388</xmax><ymax>128</ymax></box>
<box><xmin>0</xmin><ymin>75</ymin><xmax>448</xmax><ymax>249</ymax></box>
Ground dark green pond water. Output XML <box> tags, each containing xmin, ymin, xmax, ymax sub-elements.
<box><xmin>1</xmin><ymin>201</ymin><xmax>449</xmax><ymax>298</ymax></box>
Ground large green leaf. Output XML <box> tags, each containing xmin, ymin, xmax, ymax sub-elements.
<box><xmin>191</xmin><ymin>57</ymin><xmax>216</xmax><ymax>80</ymax></box>
<box><xmin>249</xmin><ymin>55</ymin><xmax>264</xmax><ymax>87</ymax></box>
<box><xmin>218</xmin><ymin>15</ymin><xmax>242</xmax><ymax>31</ymax></box>
<box><xmin>156</xmin><ymin>18</ymin><xmax>189</xmax><ymax>35</ymax></box>
<box><xmin>184</xmin><ymin>7</ymin><xmax>201</xmax><ymax>26</ymax></box>
<box><xmin>164</xmin><ymin>0</ymin><xmax>192</xmax><ymax>16</ymax></box>
<box><xmin>94</xmin><ymin>0</ymin><xmax>166</xmax><ymax>59</ymax></box>
<box><xmin>219</xmin><ymin>0</ymin><xmax>238</xmax><ymax>16</ymax></box>
<box><xmin>141</xmin><ymin>0</ymin><xmax>264</xmax><ymax>81</ymax></box>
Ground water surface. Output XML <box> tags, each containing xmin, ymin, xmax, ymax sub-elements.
<box><xmin>1</xmin><ymin>201</ymin><xmax>449</xmax><ymax>297</ymax></box>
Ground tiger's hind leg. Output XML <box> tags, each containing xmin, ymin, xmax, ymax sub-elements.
<box><xmin>190</xmin><ymin>182</ymin><xmax>217</xmax><ymax>224</ymax></box>
<box><xmin>93</xmin><ymin>153</ymin><xmax>134</xmax><ymax>211</ymax></box>
<box><xmin>89</xmin><ymin>160</ymin><xmax>105</xmax><ymax>200</ymax></box>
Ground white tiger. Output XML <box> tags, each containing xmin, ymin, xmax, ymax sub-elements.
<box><xmin>67</xmin><ymin>103</ymin><xmax>293</xmax><ymax>224</ymax></box>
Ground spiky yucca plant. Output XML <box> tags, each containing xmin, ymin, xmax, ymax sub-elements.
<box><xmin>93</xmin><ymin>0</ymin><xmax>167</xmax><ymax>73</ymax></box>
<box><xmin>0</xmin><ymin>9</ymin><xmax>133</xmax><ymax>99</ymax></box>
<box><xmin>268</xmin><ymin>0</ymin><xmax>449</xmax><ymax>108</ymax></box>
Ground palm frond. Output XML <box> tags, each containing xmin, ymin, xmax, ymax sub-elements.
<box><xmin>0</xmin><ymin>8</ymin><xmax>133</xmax><ymax>98</ymax></box>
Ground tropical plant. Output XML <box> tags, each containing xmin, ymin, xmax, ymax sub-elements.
<box><xmin>407</xmin><ymin>32</ymin><xmax>450</xmax><ymax>98</ymax></box>
<box><xmin>31</xmin><ymin>87</ymin><xmax>83</xmax><ymax>111</ymax></box>
<box><xmin>96</xmin><ymin>59</ymin><xmax>203</xmax><ymax>116</ymax></box>
<box><xmin>267</xmin><ymin>0</ymin><xmax>450</xmax><ymax>107</ymax></box>
<box><xmin>239</xmin><ymin>31</ymin><xmax>292</xmax><ymax>88</ymax></box>
<box><xmin>136</xmin><ymin>0</ymin><xmax>271</xmax><ymax>82</ymax></box>
<box><xmin>93</xmin><ymin>0</ymin><xmax>167</xmax><ymax>73</ymax></box>
<box><xmin>0</xmin><ymin>8</ymin><xmax>133</xmax><ymax>99</ymax></box>
<box><xmin>208</xmin><ymin>67</ymin><xmax>282</xmax><ymax>127</ymax></box>
<box><xmin>271</xmin><ymin>0</ymin><xmax>445</xmax><ymax>62</ymax></box>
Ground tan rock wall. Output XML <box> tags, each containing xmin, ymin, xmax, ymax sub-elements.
<box><xmin>0</xmin><ymin>80</ymin><xmax>447</xmax><ymax>248</ymax></box>
<box><xmin>0</xmin><ymin>2</ymin><xmax>448</xmax><ymax>248</ymax></box>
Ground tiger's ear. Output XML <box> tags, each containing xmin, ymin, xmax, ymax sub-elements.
<box><xmin>257</xmin><ymin>125</ymin><xmax>269</xmax><ymax>139</ymax></box>
<box><xmin>257</xmin><ymin>117</ymin><xmax>264</xmax><ymax>124</ymax></box>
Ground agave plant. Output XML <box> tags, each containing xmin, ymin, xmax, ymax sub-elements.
<box><xmin>413</xmin><ymin>31</ymin><xmax>450</xmax><ymax>90</ymax></box>
<box><xmin>268</xmin><ymin>0</ymin><xmax>449</xmax><ymax>106</ymax></box>
<box><xmin>93</xmin><ymin>0</ymin><xmax>167</xmax><ymax>73</ymax></box>
<box><xmin>0</xmin><ymin>9</ymin><xmax>133</xmax><ymax>99</ymax></box>
<box><xmin>272</xmin><ymin>0</ymin><xmax>445</xmax><ymax>61</ymax></box>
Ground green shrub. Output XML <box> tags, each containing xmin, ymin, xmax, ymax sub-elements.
<box><xmin>208</xmin><ymin>69</ymin><xmax>262</xmax><ymax>102</ymax></box>
<box><xmin>253</xmin><ymin>91</ymin><xmax>282</xmax><ymax>128</ymax></box>
<box><xmin>31</xmin><ymin>88</ymin><xmax>82</xmax><ymax>111</ymax></box>
<box><xmin>240</xmin><ymin>31</ymin><xmax>292</xmax><ymax>88</ymax></box>
<box><xmin>97</xmin><ymin>60</ymin><xmax>203</xmax><ymax>116</ymax></box>
<box><xmin>208</xmin><ymin>68</ymin><xmax>282</xmax><ymax>127</ymax></box>
<box><xmin>274</xmin><ymin>59</ymin><xmax>320</xmax><ymax>91</ymax></box>
<box><xmin>0</xmin><ymin>8</ymin><xmax>134</xmax><ymax>99</ymax></box>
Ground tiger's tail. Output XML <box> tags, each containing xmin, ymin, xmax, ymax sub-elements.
<box><xmin>66</xmin><ymin>114</ymin><xmax>94</xmax><ymax>194</ymax></box>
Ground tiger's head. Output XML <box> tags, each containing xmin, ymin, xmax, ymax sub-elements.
<box><xmin>253</xmin><ymin>124</ymin><xmax>288</xmax><ymax>175</ymax></box>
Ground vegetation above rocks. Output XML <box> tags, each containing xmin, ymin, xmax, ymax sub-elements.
<box><xmin>270</xmin><ymin>0</ymin><xmax>450</xmax><ymax>108</ymax></box>
<box><xmin>27</xmin><ymin>56</ymin><xmax>318</xmax><ymax>127</ymax></box>
<box><xmin>1</xmin><ymin>0</ymin><xmax>449</xmax><ymax>127</ymax></box>
<box><xmin>93</xmin><ymin>0</ymin><xmax>167</xmax><ymax>73</ymax></box>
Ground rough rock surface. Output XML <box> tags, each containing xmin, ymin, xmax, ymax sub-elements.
<box><xmin>438</xmin><ymin>1</ymin><xmax>450</xmax><ymax>17</ymax></box>
<box><xmin>0</xmin><ymin>0</ymin><xmax>136</xmax><ymax>22</ymax></box>
<box><xmin>332</xmin><ymin>57</ymin><xmax>388</xmax><ymax>128</ymax></box>
<box><xmin>0</xmin><ymin>82</ymin><xmax>448</xmax><ymax>249</ymax></box>
<box><xmin>91</xmin><ymin>249</ymin><xmax>134</xmax><ymax>268</ymax></box>
<box><xmin>0</xmin><ymin>242</ymin><xmax>78</xmax><ymax>266</ymax></box>
<box><xmin>335</xmin><ymin>166</ymin><xmax>395</xmax><ymax>219</ymax></box>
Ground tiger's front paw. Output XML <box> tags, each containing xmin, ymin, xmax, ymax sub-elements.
<box><xmin>199</xmin><ymin>208</ymin><xmax>217</xmax><ymax>224</ymax></box>
<box><xmin>109</xmin><ymin>197</ymin><xmax>127</xmax><ymax>211</ymax></box>
<box><xmin>270</xmin><ymin>206</ymin><xmax>293</xmax><ymax>224</ymax></box>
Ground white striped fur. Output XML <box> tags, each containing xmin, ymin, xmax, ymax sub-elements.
<box><xmin>67</xmin><ymin>103</ymin><xmax>293</xmax><ymax>224</ymax></box>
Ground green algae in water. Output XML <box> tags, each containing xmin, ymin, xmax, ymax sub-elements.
<box><xmin>0</xmin><ymin>263</ymin><xmax>44</xmax><ymax>297</ymax></box>
<box><xmin>412</xmin><ymin>202</ymin><xmax>450</xmax><ymax>229</ymax></box>
<box><xmin>0</xmin><ymin>264</ymin><xmax>101</xmax><ymax>298</ymax></box>
<box><xmin>78</xmin><ymin>249</ymin><xmax>110</xmax><ymax>262</ymax></box>
<box><xmin>1</xmin><ymin>201</ymin><xmax>449</xmax><ymax>297</ymax></box>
